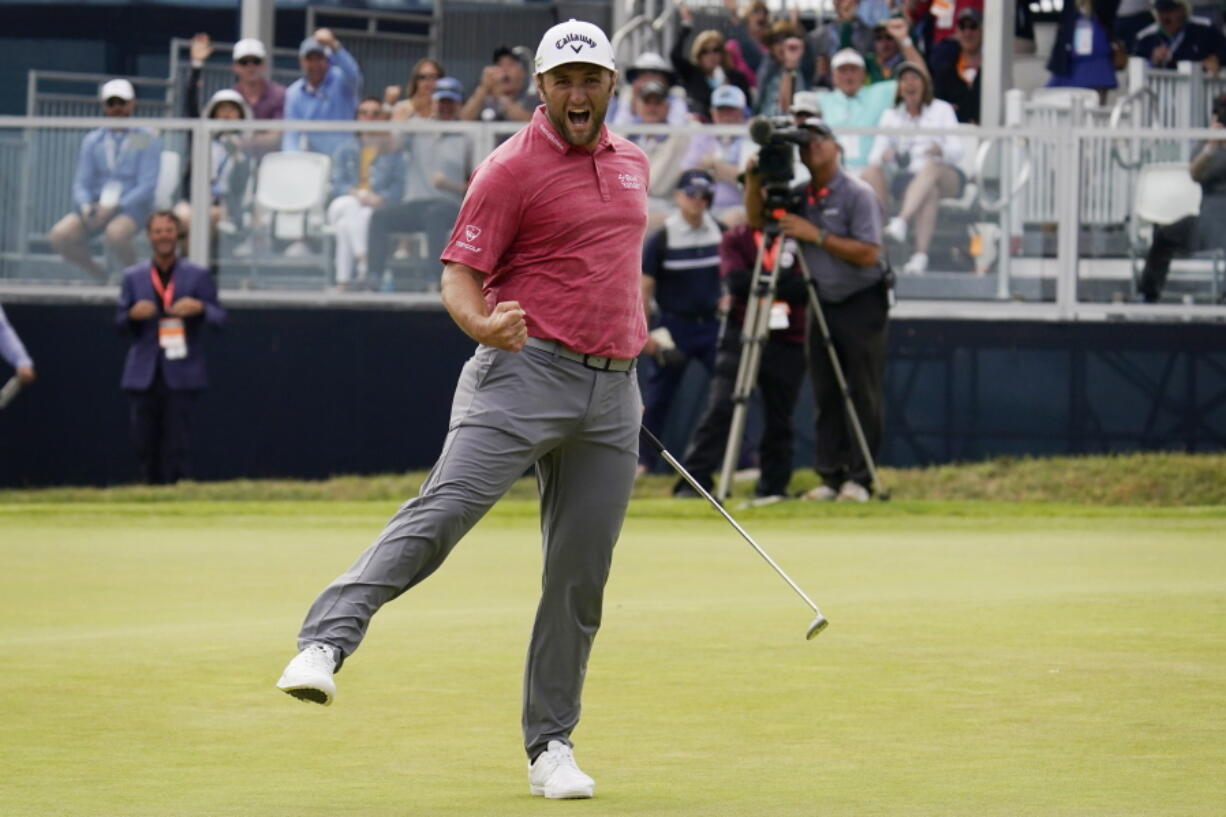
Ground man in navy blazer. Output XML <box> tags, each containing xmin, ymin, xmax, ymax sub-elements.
<box><xmin>116</xmin><ymin>210</ymin><xmax>225</xmax><ymax>484</ymax></box>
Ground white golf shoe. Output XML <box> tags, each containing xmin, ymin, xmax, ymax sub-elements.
<box><xmin>528</xmin><ymin>741</ymin><xmax>595</xmax><ymax>799</ymax></box>
<box><xmin>276</xmin><ymin>642</ymin><xmax>337</xmax><ymax>705</ymax></box>
<box><xmin>837</xmin><ymin>481</ymin><xmax>871</xmax><ymax>503</ymax></box>
<box><xmin>804</xmin><ymin>484</ymin><xmax>838</xmax><ymax>502</ymax></box>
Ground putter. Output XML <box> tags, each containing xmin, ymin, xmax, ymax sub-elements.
<box><xmin>641</xmin><ymin>426</ymin><xmax>828</xmax><ymax>640</ymax></box>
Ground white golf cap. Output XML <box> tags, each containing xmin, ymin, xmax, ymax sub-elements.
<box><xmin>789</xmin><ymin>90</ymin><xmax>822</xmax><ymax>117</ymax></box>
<box><xmin>100</xmin><ymin>78</ymin><xmax>135</xmax><ymax>102</ymax></box>
<box><xmin>232</xmin><ymin>38</ymin><xmax>268</xmax><ymax>61</ymax></box>
<box><xmin>831</xmin><ymin>48</ymin><xmax>866</xmax><ymax>71</ymax></box>
<box><xmin>534</xmin><ymin>19</ymin><xmax>615</xmax><ymax>75</ymax></box>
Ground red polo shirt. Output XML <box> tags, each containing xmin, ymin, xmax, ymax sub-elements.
<box><xmin>441</xmin><ymin>106</ymin><xmax>650</xmax><ymax>360</ymax></box>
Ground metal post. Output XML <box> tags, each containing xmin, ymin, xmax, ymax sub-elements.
<box><xmin>980</xmin><ymin>0</ymin><xmax>1014</xmax><ymax>128</ymax></box>
<box><xmin>999</xmin><ymin>89</ymin><xmax>1025</xmax><ymax>301</ymax></box>
<box><xmin>241</xmin><ymin>0</ymin><xmax>275</xmax><ymax>48</ymax></box>
<box><xmin>187</xmin><ymin>119</ymin><xmax>212</xmax><ymax>267</ymax></box>
<box><xmin>1054</xmin><ymin>100</ymin><xmax>1083</xmax><ymax>317</ymax></box>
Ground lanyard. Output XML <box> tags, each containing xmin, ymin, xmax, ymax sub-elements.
<box><xmin>149</xmin><ymin>265</ymin><xmax>175</xmax><ymax>312</ymax></box>
<box><xmin>754</xmin><ymin>230</ymin><xmax>781</xmax><ymax>271</ymax></box>
<box><xmin>103</xmin><ymin>131</ymin><xmax>128</xmax><ymax>172</ymax></box>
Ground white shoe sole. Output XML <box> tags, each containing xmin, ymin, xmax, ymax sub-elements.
<box><xmin>529</xmin><ymin>783</ymin><xmax>594</xmax><ymax>799</ymax></box>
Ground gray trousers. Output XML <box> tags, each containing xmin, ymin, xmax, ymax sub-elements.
<box><xmin>297</xmin><ymin>342</ymin><xmax>641</xmax><ymax>759</ymax></box>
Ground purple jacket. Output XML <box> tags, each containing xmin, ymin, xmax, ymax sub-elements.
<box><xmin>116</xmin><ymin>259</ymin><xmax>225</xmax><ymax>391</ymax></box>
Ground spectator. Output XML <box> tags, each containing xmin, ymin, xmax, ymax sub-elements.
<box><xmin>1133</xmin><ymin>0</ymin><xmax>1225</xmax><ymax>74</ymax></box>
<box><xmin>461</xmin><ymin>46</ymin><xmax>535</xmax><ymax>123</ymax></box>
<box><xmin>186</xmin><ymin>33</ymin><xmax>285</xmax><ymax>156</ymax></box>
<box><xmin>917</xmin><ymin>0</ymin><xmax>983</xmax><ymax>48</ymax></box>
<box><xmin>387</xmin><ymin>58</ymin><xmax>445</xmax><ymax>121</ymax></box>
<box><xmin>629</xmin><ymin>80</ymin><xmax>693</xmax><ymax>222</ymax></box>
<box><xmin>367</xmin><ymin>77</ymin><xmax>472</xmax><ymax>289</ymax></box>
<box><xmin>0</xmin><ymin>303</ymin><xmax>36</xmax><ymax>390</ymax></box>
<box><xmin>745</xmin><ymin>118</ymin><xmax>887</xmax><ymax>503</ymax></box>
<box><xmin>610</xmin><ymin>51</ymin><xmax>690</xmax><ymax>125</ymax></box>
<box><xmin>1047</xmin><ymin>1</ymin><xmax>1122</xmax><ymax>101</ymax></box>
<box><xmin>326</xmin><ymin>97</ymin><xmax>406</xmax><ymax>290</ymax></box>
<box><xmin>755</xmin><ymin>21</ymin><xmax>811</xmax><ymax>116</ymax></box>
<box><xmin>672</xmin><ymin>4</ymin><xmax>753</xmax><ymax>120</ymax></box>
<box><xmin>864</xmin><ymin>62</ymin><xmax>964</xmax><ymax>275</ymax></box>
<box><xmin>283</xmin><ymin>29</ymin><xmax>364</xmax><ymax>155</ymax></box>
<box><xmin>867</xmin><ymin>15</ymin><xmax>927</xmax><ymax>81</ymax></box>
<box><xmin>1117</xmin><ymin>0</ymin><xmax>1157</xmax><ymax>50</ymax></box>
<box><xmin>682</xmin><ymin>84</ymin><xmax>752</xmax><ymax>224</ymax></box>
<box><xmin>722</xmin><ymin>0</ymin><xmax>773</xmax><ymax>77</ymax></box>
<box><xmin>116</xmin><ymin>211</ymin><xmax>225</xmax><ymax>485</ymax></box>
<box><xmin>930</xmin><ymin>6</ymin><xmax>982</xmax><ymax>123</ymax></box>
<box><xmin>639</xmin><ymin>170</ymin><xmax>725</xmax><ymax>477</ymax></box>
<box><xmin>815</xmin><ymin>49</ymin><xmax>897</xmax><ymax>170</ymax></box>
<box><xmin>173</xmin><ymin>89</ymin><xmax>254</xmax><ymax>259</ymax></box>
<box><xmin>48</xmin><ymin>79</ymin><xmax>161</xmax><ymax>280</ymax></box>
<box><xmin>1136</xmin><ymin>102</ymin><xmax>1226</xmax><ymax>302</ymax></box>
<box><xmin>720</xmin><ymin>0</ymin><xmax>769</xmax><ymax>76</ymax></box>
<box><xmin>672</xmin><ymin>221</ymin><xmax>809</xmax><ymax>502</ymax></box>
<box><xmin>812</xmin><ymin>0</ymin><xmax>875</xmax><ymax>86</ymax></box>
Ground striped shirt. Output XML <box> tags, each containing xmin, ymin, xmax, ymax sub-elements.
<box><xmin>642</xmin><ymin>211</ymin><xmax>723</xmax><ymax>318</ymax></box>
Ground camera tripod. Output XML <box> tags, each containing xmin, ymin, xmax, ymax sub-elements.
<box><xmin>715</xmin><ymin>213</ymin><xmax>888</xmax><ymax>503</ymax></box>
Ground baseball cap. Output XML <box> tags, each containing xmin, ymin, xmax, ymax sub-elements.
<box><xmin>432</xmin><ymin>76</ymin><xmax>464</xmax><ymax>102</ymax></box>
<box><xmin>711</xmin><ymin>84</ymin><xmax>747</xmax><ymax>110</ymax></box>
<box><xmin>1152</xmin><ymin>0</ymin><xmax>1187</xmax><ymax>9</ymax></box>
<box><xmin>299</xmin><ymin>37</ymin><xmax>330</xmax><ymax>58</ymax></box>
<box><xmin>831</xmin><ymin>48</ymin><xmax>866</xmax><ymax>71</ymax></box>
<box><xmin>625</xmin><ymin>51</ymin><xmax>674</xmax><ymax>83</ymax></box>
<box><xmin>638</xmin><ymin>80</ymin><xmax>668</xmax><ymax>100</ymax></box>
<box><xmin>957</xmin><ymin>6</ymin><xmax>983</xmax><ymax>24</ymax></box>
<box><xmin>204</xmin><ymin>89</ymin><xmax>251</xmax><ymax>119</ymax></box>
<box><xmin>677</xmin><ymin>168</ymin><xmax>715</xmax><ymax>198</ymax></box>
<box><xmin>534</xmin><ymin>19</ymin><xmax>616</xmax><ymax>75</ymax></box>
<box><xmin>233</xmin><ymin>38</ymin><xmax>267</xmax><ymax>62</ymax></box>
<box><xmin>100</xmin><ymin>79</ymin><xmax>135</xmax><ymax>102</ymax></box>
<box><xmin>798</xmin><ymin>117</ymin><xmax>834</xmax><ymax>139</ymax></box>
<box><xmin>789</xmin><ymin>90</ymin><xmax>822</xmax><ymax>117</ymax></box>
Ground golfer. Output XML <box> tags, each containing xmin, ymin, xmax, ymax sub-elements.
<box><xmin>277</xmin><ymin>19</ymin><xmax>648</xmax><ymax>801</ymax></box>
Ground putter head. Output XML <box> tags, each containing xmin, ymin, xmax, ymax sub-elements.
<box><xmin>805</xmin><ymin>615</ymin><xmax>828</xmax><ymax>640</ymax></box>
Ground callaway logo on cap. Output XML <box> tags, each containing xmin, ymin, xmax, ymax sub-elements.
<box><xmin>534</xmin><ymin>19</ymin><xmax>616</xmax><ymax>75</ymax></box>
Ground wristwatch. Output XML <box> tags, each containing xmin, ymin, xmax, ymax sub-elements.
<box><xmin>816</xmin><ymin>227</ymin><xmax>827</xmax><ymax>247</ymax></box>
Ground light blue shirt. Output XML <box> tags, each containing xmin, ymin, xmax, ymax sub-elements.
<box><xmin>71</xmin><ymin>126</ymin><xmax>161</xmax><ymax>218</ymax></box>
<box><xmin>282</xmin><ymin>48</ymin><xmax>364</xmax><ymax>156</ymax></box>
<box><xmin>816</xmin><ymin>81</ymin><xmax>896</xmax><ymax>169</ymax></box>
<box><xmin>0</xmin><ymin>304</ymin><xmax>33</xmax><ymax>370</ymax></box>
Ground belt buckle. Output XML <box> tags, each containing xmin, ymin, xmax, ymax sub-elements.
<box><xmin>585</xmin><ymin>354</ymin><xmax>610</xmax><ymax>370</ymax></box>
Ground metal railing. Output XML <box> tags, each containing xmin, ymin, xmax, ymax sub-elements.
<box><xmin>0</xmin><ymin>115</ymin><xmax>1223</xmax><ymax>319</ymax></box>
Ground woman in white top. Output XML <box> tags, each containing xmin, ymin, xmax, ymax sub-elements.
<box><xmin>863</xmin><ymin>62</ymin><xmax>964</xmax><ymax>275</ymax></box>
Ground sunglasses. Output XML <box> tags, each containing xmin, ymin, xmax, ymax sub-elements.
<box><xmin>957</xmin><ymin>20</ymin><xmax>980</xmax><ymax>30</ymax></box>
<box><xmin>415</xmin><ymin>72</ymin><xmax>441</xmax><ymax>81</ymax></box>
<box><xmin>699</xmin><ymin>47</ymin><xmax>724</xmax><ymax>56</ymax></box>
<box><xmin>104</xmin><ymin>97</ymin><xmax>128</xmax><ymax>107</ymax></box>
<box><xmin>236</xmin><ymin>57</ymin><xmax>263</xmax><ymax>66</ymax></box>
<box><xmin>875</xmin><ymin>32</ymin><xmax>895</xmax><ymax>41</ymax></box>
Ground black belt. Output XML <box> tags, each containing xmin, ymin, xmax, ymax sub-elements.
<box><xmin>524</xmin><ymin>337</ymin><xmax>634</xmax><ymax>372</ymax></box>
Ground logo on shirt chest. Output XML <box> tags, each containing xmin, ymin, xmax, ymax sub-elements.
<box><xmin>617</xmin><ymin>173</ymin><xmax>643</xmax><ymax>190</ymax></box>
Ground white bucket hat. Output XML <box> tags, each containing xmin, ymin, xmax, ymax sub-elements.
<box><xmin>534</xmin><ymin>19</ymin><xmax>615</xmax><ymax>75</ymax></box>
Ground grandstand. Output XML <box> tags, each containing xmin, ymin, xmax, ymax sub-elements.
<box><xmin>0</xmin><ymin>0</ymin><xmax>1223</xmax><ymax>487</ymax></box>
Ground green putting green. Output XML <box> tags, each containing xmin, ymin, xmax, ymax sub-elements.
<box><xmin>2</xmin><ymin>499</ymin><xmax>1223</xmax><ymax>816</ymax></box>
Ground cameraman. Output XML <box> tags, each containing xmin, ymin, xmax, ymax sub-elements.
<box><xmin>1136</xmin><ymin>94</ymin><xmax>1226</xmax><ymax>303</ymax></box>
<box><xmin>745</xmin><ymin>118</ymin><xmax>887</xmax><ymax>502</ymax></box>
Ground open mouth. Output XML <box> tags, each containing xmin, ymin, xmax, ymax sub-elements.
<box><xmin>567</xmin><ymin>109</ymin><xmax>591</xmax><ymax>128</ymax></box>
